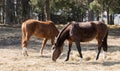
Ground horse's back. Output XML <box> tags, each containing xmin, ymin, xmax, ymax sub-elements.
<box><xmin>35</xmin><ymin>20</ymin><xmax>59</xmax><ymax>38</ymax></box>
<box><xmin>77</xmin><ymin>21</ymin><xmax>107</xmax><ymax>32</ymax></box>
<box><xmin>22</xmin><ymin>19</ymin><xmax>59</xmax><ymax>38</ymax></box>
<box><xmin>70</xmin><ymin>21</ymin><xmax>108</xmax><ymax>42</ymax></box>
<box><xmin>22</xmin><ymin>19</ymin><xmax>39</xmax><ymax>34</ymax></box>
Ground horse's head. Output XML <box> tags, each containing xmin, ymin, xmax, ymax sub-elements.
<box><xmin>52</xmin><ymin>22</ymin><xmax>71</xmax><ymax>62</ymax></box>
<box><xmin>52</xmin><ymin>43</ymin><xmax>63</xmax><ymax>62</ymax></box>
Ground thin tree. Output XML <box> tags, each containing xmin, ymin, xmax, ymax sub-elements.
<box><xmin>88</xmin><ymin>0</ymin><xmax>94</xmax><ymax>21</ymax></box>
<box><xmin>5</xmin><ymin>0</ymin><xmax>15</xmax><ymax>24</ymax></box>
<box><xmin>45</xmin><ymin>0</ymin><xmax>50</xmax><ymax>21</ymax></box>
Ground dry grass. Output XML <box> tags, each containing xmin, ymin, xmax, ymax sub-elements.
<box><xmin>0</xmin><ymin>25</ymin><xmax>120</xmax><ymax>71</ymax></box>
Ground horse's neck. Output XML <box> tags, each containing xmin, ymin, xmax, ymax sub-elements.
<box><xmin>57</xmin><ymin>29</ymin><xmax>69</xmax><ymax>47</ymax></box>
<box><xmin>56</xmin><ymin>23</ymin><xmax>71</xmax><ymax>47</ymax></box>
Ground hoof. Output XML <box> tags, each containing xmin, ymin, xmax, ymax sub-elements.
<box><xmin>52</xmin><ymin>60</ymin><xmax>56</xmax><ymax>62</ymax></box>
<box><xmin>103</xmin><ymin>51</ymin><xmax>107</xmax><ymax>60</ymax></box>
<box><xmin>22</xmin><ymin>51</ymin><xmax>28</xmax><ymax>56</ymax></box>
<box><xmin>52</xmin><ymin>58</ymin><xmax>56</xmax><ymax>62</ymax></box>
<box><xmin>79</xmin><ymin>58</ymin><xmax>82</xmax><ymax>63</ymax></box>
<box><xmin>65</xmin><ymin>59</ymin><xmax>69</xmax><ymax>62</ymax></box>
<box><xmin>22</xmin><ymin>47</ymin><xmax>28</xmax><ymax>56</ymax></box>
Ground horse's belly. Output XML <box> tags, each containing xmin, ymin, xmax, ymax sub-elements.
<box><xmin>34</xmin><ymin>30</ymin><xmax>53</xmax><ymax>39</ymax></box>
<box><xmin>34</xmin><ymin>31</ymin><xmax>47</xmax><ymax>38</ymax></box>
<box><xmin>34</xmin><ymin>34</ymin><xmax>45</xmax><ymax>38</ymax></box>
<box><xmin>71</xmin><ymin>31</ymin><xmax>97</xmax><ymax>42</ymax></box>
<box><xmin>82</xmin><ymin>32</ymin><xmax>97</xmax><ymax>41</ymax></box>
<box><xmin>80</xmin><ymin>36</ymin><xmax>96</xmax><ymax>42</ymax></box>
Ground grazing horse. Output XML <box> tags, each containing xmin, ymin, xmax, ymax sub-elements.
<box><xmin>52</xmin><ymin>21</ymin><xmax>108</xmax><ymax>62</ymax></box>
<box><xmin>21</xmin><ymin>19</ymin><xmax>59</xmax><ymax>56</ymax></box>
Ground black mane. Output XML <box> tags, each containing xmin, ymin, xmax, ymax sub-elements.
<box><xmin>56</xmin><ymin>22</ymin><xmax>72</xmax><ymax>46</ymax></box>
<box><xmin>57</xmin><ymin>22</ymin><xmax>72</xmax><ymax>41</ymax></box>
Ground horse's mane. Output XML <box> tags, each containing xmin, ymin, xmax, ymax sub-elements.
<box><xmin>56</xmin><ymin>22</ymin><xmax>72</xmax><ymax>42</ymax></box>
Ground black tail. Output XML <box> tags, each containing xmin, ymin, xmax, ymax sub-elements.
<box><xmin>102</xmin><ymin>31</ymin><xmax>108</xmax><ymax>52</ymax></box>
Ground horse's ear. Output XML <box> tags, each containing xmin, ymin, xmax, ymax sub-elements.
<box><xmin>67</xmin><ymin>22</ymin><xmax>70</xmax><ymax>24</ymax></box>
<box><xmin>52</xmin><ymin>43</ymin><xmax>56</xmax><ymax>50</ymax></box>
<box><xmin>51</xmin><ymin>21</ymin><xmax>54</xmax><ymax>24</ymax></box>
<box><xmin>71</xmin><ymin>21</ymin><xmax>76</xmax><ymax>24</ymax></box>
<box><xmin>55</xmin><ymin>43</ymin><xmax>57</xmax><ymax>46</ymax></box>
<box><xmin>67</xmin><ymin>21</ymin><xmax>76</xmax><ymax>25</ymax></box>
<box><xmin>52</xmin><ymin>45</ymin><xmax>55</xmax><ymax>50</ymax></box>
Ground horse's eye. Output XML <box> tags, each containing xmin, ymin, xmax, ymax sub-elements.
<box><xmin>55</xmin><ymin>43</ymin><xmax>57</xmax><ymax>46</ymax></box>
<box><xmin>52</xmin><ymin>46</ymin><xmax>54</xmax><ymax>49</ymax></box>
<box><xmin>52</xmin><ymin>45</ymin><xmax>55</xmax><ymax>50</ymax></box>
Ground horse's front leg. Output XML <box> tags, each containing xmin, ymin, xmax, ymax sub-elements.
<box><xmin>40</xmin><ymin>38</ymin><xmax>48</xmax><ymax>55</ymax></box>
<box><xmin>75</xmin><ymin>42</ymin><xmax>83</xmax><ymax>62</ymax></box>
<box><xmin>51</xmin><ymin>37</ymin><xmax>55</xmax><ymax>45</ymax></box>
<box><xmin>65</xmin><ymin>40</ymin><xmax>72</xmax><ymax>61</ymax></box>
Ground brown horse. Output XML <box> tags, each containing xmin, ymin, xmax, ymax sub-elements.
<box><xmin>52</xmin><ymin>21</ymin><xmax>108</xmax><ymax>62</ymax></box>
<box><xmin>21</xmin><ymin>19</ymin><xmax>59</xmax><ymax>56</ymax></box>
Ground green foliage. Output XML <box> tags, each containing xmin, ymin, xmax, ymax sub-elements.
<box><xmin>1</xmin><ymin>0</ymin><xmax>120</xmax><ymax>24</ymax></box>
<box><xmin>95</xmin><ymin>0</ymin><xmax>120</xmax><ymax>14</ymax></box>
<box><xmin>109</xmin><ymin>0</ymin><xmax>120</xmax><ymax>14</ymax></box>
<box><xmin>89</xmin><ymin>0</ymin><xmax>101</xmax><ymax>16</ymax></box>
<box><xmin>51</xmin><ymin>0</ymin><xmax>88</xmax><ymax>22</ymax></box>
<box><xmin>90</xmin><ymin>1</ymin><xmax>100</xmax><ymax>12</ymax></box>
<box><xmin>30</xmin><ymin>0</ymin><xmax>45</xmax><ymax>13</ymax></box>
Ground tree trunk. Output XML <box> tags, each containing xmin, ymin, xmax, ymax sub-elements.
<box><xmin>38</xmin><ymin>0</ymin><xmax>45</xmax><ymax>21</ymax></box>
<box><xmin>97</xmin><ymin>15</ymin><xmax>99</xmax><ymax>21</ymax></box>
<box><xmin>0</xmin><ymin>1</ymin><xmax>4</xmax><ymax>24</ymax></box>
<box><xmin>109</xmin><ymin>14</ymin><xmax>114</xmax><ymax>25</ymax></box>
<box><xmin>16</xmin><ymin>0</ymin><xmax>22</xmax><ymax>24</ymax></box>
<box><xmin>88</xmin><ymin>0</ymin><xmax>94</xmax><ymax>21</ymax></box>
<box><xmin>21</xmin><ymin>0</ymin><xmax>31</xmax><ymax>21</ymax></box>
<box><xmin>107</xmin><ymin>7</ymin><xmax>110</xmax><ymax>24</ymax></box>
<box><xmin>100</xmin><ymin>0</ymin><xmax>104</xmax><ymax>22</ymax></box>
<box><xmin>5</xmin><ymin>0</ymin><xmax>14</xmax><ymax>24</ymax></box>
<box><xmin>45</xmin><ymin>0</ymin><xmax>50</xmax><ymax>21</ymax></box>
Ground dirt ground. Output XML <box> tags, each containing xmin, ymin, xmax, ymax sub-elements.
<box><xmin>0</xmin><ymin>25</ymin><xmax>120</xmax><ymax>71</ymax></box>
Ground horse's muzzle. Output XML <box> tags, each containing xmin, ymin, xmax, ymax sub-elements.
<box><xmin>52</xmin><ymin>57</ymin><xmax>56</xmax><ymax>62</ymax></box>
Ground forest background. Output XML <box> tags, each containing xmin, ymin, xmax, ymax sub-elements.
<box><xmin>0</xmin><ymin>0</ymin><xmax>120</xmax><ymax>25</ymax></box>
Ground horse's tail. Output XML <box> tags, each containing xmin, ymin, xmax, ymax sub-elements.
<box><xmin>21</xmin><ymin>23</ymin><xmax>26</xmax><ymax>48</ymax></box>
<box><xmin>102</xmin><ymin>30</ymin><xmax>108</xmax><ymax>52</ymax></box>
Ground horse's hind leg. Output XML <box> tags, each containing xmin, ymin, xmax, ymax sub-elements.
<box><xmin>75</xmin><ymin>42</ymin><xmax>83</xmax><ymax>62</ymax></box>
<box><xmin>40</xmin><ymin>38</ymin><xmax>48</xmax><ymax>55</ymax></box>
<box><xmin>102</xmin><ymin>41</ymin><xmax>107</xmax><ymax>59</ymax></box>
<box><xmin>22</xmin><ymin>28</ymin><xmax>28</xmax><ymax>56</ymax></box>
<box><xmin>65</xmin><ymin>40</ymin><xmax>72</xmax><ymax>61</ymax></box>
<box><xmin>102</xmin><ymin>32</ymin><xmax>108</xmax><ymax>59</ymax></box>
<box><xmin>22</xmin><ymin>33</ymin><xmax>31</xmax><ymax>56</ymax></box>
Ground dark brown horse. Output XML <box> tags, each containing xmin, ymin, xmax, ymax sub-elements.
<box><xmin>21</xmin><ymin>19</ymin><xmax>59</xmax><ymax>56</ymax></box>
<box><xmin>52</xmin><ymin>21</ymin><xmax>108</xmax><ymax>62</ymax></box>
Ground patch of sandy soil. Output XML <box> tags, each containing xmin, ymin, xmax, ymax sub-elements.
<box><xmin>0</xmin><ymin>25</ymin><xmax>120</xmax><ymax>71</ymax></box>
